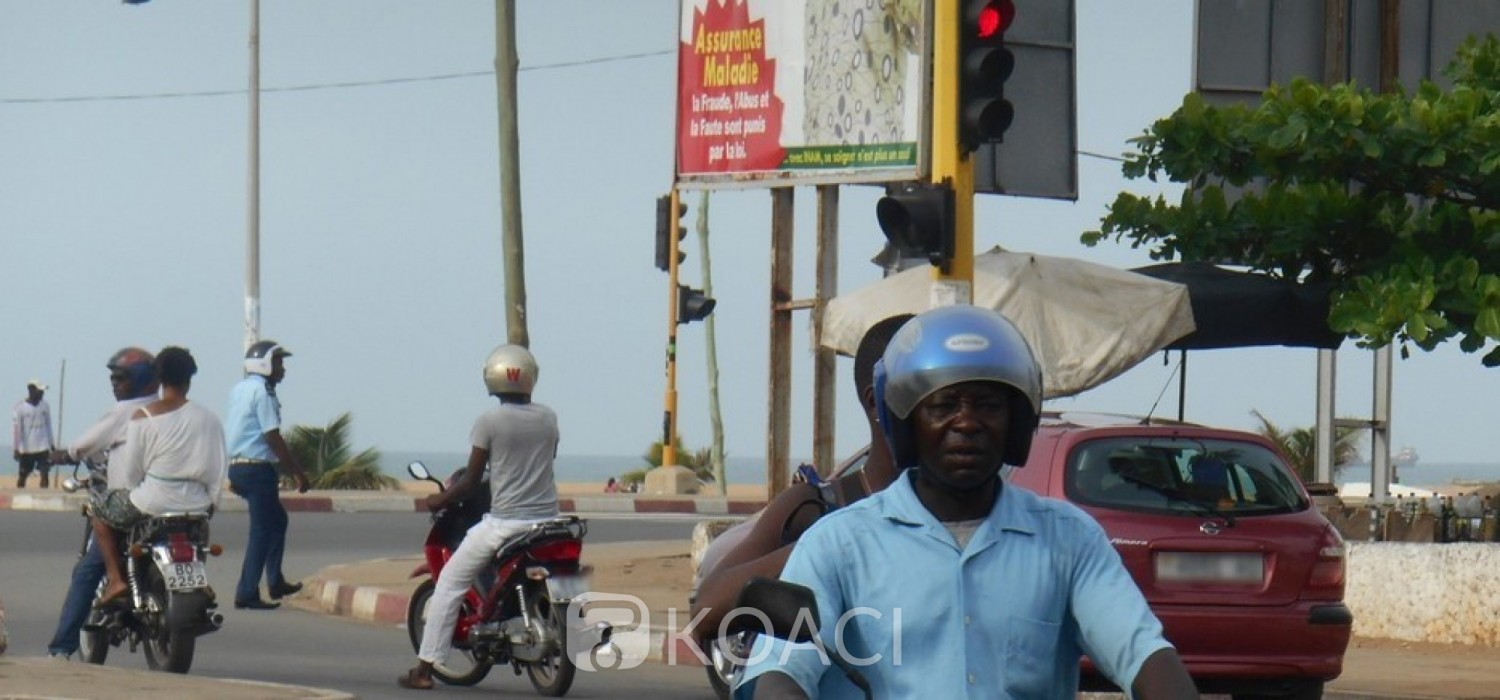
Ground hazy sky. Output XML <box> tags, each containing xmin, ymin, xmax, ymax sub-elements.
<box><xmin>3</xmin><ymin>0</ymin><xmax>1494</xmax><ymax>471</ymax></box>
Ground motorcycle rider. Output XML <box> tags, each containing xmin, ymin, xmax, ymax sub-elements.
<box><xmin>739</xmin><ymin>305</ymin><xmax>1198</xmax><ymax>699</ymax></box>
<box><xmin>398</xmin><ymin>344</ymin><xmax>562</xmax><ymax>691</ymax></box>
<box><xmin>44</xmin><ymin>347</ymin><xmax>159</xmax><ymax>660</ymax></box>
<box><xmin>89</xmin><ymin>347</ymin><xmax>226</xmax><ymax>607</ymax></box>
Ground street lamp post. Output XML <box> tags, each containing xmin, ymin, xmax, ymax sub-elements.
<box><xmin>245</xmin><ymin>0</ymin><xmax>261</xmax><ymax>350</ymax></box>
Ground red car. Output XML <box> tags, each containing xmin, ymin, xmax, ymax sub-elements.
<box><xmin>826</xmin><ymin>411</ymin><xmax>1351</xmax><ymax>699</ymax></box>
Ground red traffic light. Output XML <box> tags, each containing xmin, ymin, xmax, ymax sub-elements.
<box><xmin>976</xmin><ymin>1</ymin><xmax>1015</xmax><ymax>39</ymax></box>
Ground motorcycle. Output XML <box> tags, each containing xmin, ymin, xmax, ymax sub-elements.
<box><xmin>404</xmin><ymin>461</ymin><xmax>614</xmax><ymax>697</ymax></box>
<box><xmin>61</xmin><ymin>462</ymin><xmax>224</xmax><ymax>674</ymax></box>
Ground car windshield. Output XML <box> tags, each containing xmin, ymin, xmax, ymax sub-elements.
<box><xmin>1066</xmin><ymin>437</ymin><xmax>1307</xmax><ymax>516</ymax></box>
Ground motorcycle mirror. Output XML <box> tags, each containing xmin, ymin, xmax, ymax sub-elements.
<box><xmin>407</xmin><ymin>461</ymin><xmax>431</xmax><ymax>481</ymax></box>
<box><xmin>730</xmin><ymin>577</ymin><xmax>873</xmax><ymax>700</ymax></box>
<box><xmin>60</xmin><ymin>477</ymin><xmax>81</xmax><ymax>494</ymax></box>
<box><xmin>729</xmin><ymin>577</ymin><xmax>821</xmax><ymax>643</ymax></box>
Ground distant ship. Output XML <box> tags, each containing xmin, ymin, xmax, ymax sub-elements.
<box><xmin>1394</xmin><ymin>446</ymin><xmax>1420</xmax><ymax>469</ymax></box>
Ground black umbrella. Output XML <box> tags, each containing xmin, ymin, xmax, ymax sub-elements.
<box><xmin>1130</xmin><ymin>262</ymin><xmax>1346</xmax><ymax>420</ymax></box>
<box><xmin>1132</xmin><ymin>262</ymin><xmax>1344</xmax><ymax>350</ymax></box>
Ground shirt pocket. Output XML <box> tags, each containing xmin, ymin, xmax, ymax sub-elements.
<box><xmin>1003</xmin><ymin>614</ymin><xmax>1062</xmax><ymax>698</ymax></box>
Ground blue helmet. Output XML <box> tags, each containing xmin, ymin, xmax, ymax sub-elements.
<box><xmin>107</xmin><ymin>346</ymin><xmax>158</xmax><ymax>398</ymax></box>
<box><xmin>878</xmin><ymin>305</ymin><xmax>1043</xmax><ymax>468</ymax></box>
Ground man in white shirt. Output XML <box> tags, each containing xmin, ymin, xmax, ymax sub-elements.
<box><xmin>13</xmin><ymin>380</ymin><xmax>54</xmax><ymax>488</ymax></box>
<box><xmin>44</xmin><ymin>347</ymin><xmax>158</xmax><ymax>659</ymax></box>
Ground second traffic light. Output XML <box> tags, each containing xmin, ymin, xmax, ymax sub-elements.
<box><xmin>958</xmin><ymin>0</ymin><xmax>1016</xmax><ymax>151</ymax></box>
<box><xmin>877</xmin><ymin>182</ymin><xmax>956</xmax><ymax>272</ymax></box>
<box><xmin>655</xmin><ymin>194</ymin><xmax>687</xmax><ymax>271</ymax></box>
<box><xmin>678</xmin><ymin>284</ymin><xmax>715</xmax><ymax>324</ymax></box>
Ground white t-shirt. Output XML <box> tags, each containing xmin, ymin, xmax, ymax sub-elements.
<box><xmin>109</xmin><ymin>401</ymin><xmax>228</xmax><ymax>516</ymax></box>
<box><xmin>67</xmin><ymin>395</ymin><xmax>156</xmax><ymax>466</ymax></box>
<box><xmin>12</xmin><ymin>399</ymin><xmax>53</xmax><ymax>453</ymax></box>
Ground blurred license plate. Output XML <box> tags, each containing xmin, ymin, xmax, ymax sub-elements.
<box><xmin>1155</xmin><ymin>552</ymin><xmax>1263</xmax><ymax>583</ymax></box>
<box><xmin>164</xmin><ymin>561</ymin><xmax>208</xmax><ymax>591</ymax></box>
<box><xmin>546</xmin><ymin>575</ymin><xmax>588</xmax><ymax>601</ymax></box>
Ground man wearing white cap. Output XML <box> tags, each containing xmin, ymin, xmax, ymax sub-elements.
<box><xmin>13</xmin><ymin>380</ymin><xmax>54</xmax><ymax>488</ymax></box>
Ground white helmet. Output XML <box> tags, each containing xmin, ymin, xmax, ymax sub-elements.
<box><xmin>483</xmin><ymin>344</ymin><xmax>538</xmax><ymax>395</ymax></box>
<box><xmin>245</xmin><ymin>340</ymin><xmax>292</xmax><ymax>377</ymax></box>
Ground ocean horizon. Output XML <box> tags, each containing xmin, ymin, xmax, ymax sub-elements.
<box><xmin>381</xmin><ymin>449</ymin><xmax>796</xmax><ymax>487</ymax></box>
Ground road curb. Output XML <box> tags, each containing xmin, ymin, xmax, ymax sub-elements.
<box><xmin>0</xmin><ymin>490</ymin><xmax>764</xmax><ymax>516</ymax></box>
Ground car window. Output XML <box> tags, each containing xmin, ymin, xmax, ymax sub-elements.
<box><xmin>1066</xmin><ymin>437</ymin><xmax>1307</xmax><ymax>515</ymax></box>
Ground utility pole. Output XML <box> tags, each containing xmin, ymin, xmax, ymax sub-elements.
<box><xmin>245</xmin><ymin>0</ymin><xmax>261</xmax><ymax>349</ymax></box>
<box><xmin>1314</xmin><ymin>0</ymin><xmax>1349</xmax><ymax>484</ymax></box>
<box><xmin>696</xmin><ymin>191</ymin><xmax>727</xmax><ymax>496</ymax></box>
<box><xmin>495</xmin><ymin>0</ymin><xmax>528</xmax><ymax>346</ymax></box>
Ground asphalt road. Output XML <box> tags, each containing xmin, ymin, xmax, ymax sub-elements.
<box><xmin>0</xmin><ymin>509</ymin><xmax>717</xmax><ymax>699</ymax></box>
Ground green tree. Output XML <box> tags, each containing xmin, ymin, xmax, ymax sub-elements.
<box><xmin>1250</xmin><ymin>410</ymin><xmax>1364</xmax><ymax>484</ymax></box>
<box><xmin>1085</xmin><ymin>35</ymin><xmax>1500</xmax><ymax>365</ymax></box>
<box><xmin>641</xmin><ymin>436</ymin><xmax>718</xmax><ymax>485</ymax></box>
<box><xmin>284</xmin><ymin>412</ymin><xmax>398</xmax><ymax>490</ymax></box>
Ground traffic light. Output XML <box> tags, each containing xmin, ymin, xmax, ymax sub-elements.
<box><xmin>677</xmin><ymin>284</ymin><xmax>715</xmax><ymax>324</ymax></box>
<box><xmin>876</xmin><ymin>182</ymin><xmax>956</xmax><ymax>272</ymax></box>
<box><xmin>958</xmin><ymin>0</ymin><xmax>1016</xmax><ymax>151</ymax></box>
<box><xmin>655</xmin><ymin>194</ymin><xmax>687</xmax><ymax>271</ymax></box>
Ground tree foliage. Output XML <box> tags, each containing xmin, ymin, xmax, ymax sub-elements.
<box><xmin>1085</xmin><ymin>35</ymin><xmax>1500</xmax><ymax>365</ymax></box>
<box><xmin>1250</xmin><ymin>410</ymin><xmax>1364</xmax><ymax>485</ymax></box>
<box><xmin>640</xmin><ymin>436</ymin><xmax>718</xmax><ymax>485</ymax></box>
<box><xmin>285</xmin><ymin>412</ymin><xmax>398</xmax><ymax>490</ymax></box>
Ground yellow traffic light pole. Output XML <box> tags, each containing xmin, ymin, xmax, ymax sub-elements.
<box><xmin>930</xmin><ymin>0</ymin><xmax>975</xmax><ymax>303</ymax></box>
<box><xmin>663</xmin><ymin>187</ymin><xmax>682</xmax><ymax>467</ymax></box>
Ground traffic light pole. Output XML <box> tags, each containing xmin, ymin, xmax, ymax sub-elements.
<box><xmin>929</xmin><ymin>0</ymin><xmax>975</xmax><ymax>304</ymax></box>
<box><xmin>663</xmin><ymin>187</ymin><xmax>682</xmax><ymax>467</ymax></box>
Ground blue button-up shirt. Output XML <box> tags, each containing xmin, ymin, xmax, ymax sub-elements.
<box><xmin>224</xmin><ymin>375</ymin><xmax>280</xmax><ymax>462</ymax></box>
<box><xmin>736</xmin><ymin>470</ymin><xmax>1171</xmax><ymax>699</ymax></box>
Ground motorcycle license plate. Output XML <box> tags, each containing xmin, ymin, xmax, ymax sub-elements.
<box><xmin>545</xmin><ymin>575</ymin><xmax>588</xmax><ymax>602</ymax></box>
<box><xmin>164</xmin><ymin>561</ymin><xmax>208</xmax><ymax>591</ymax></box>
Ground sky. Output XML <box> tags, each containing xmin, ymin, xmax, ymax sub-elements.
<box><xmin>2</xmin><ymin>0</ymin><xmax>1495</xmax><ymax>474</ymax></box>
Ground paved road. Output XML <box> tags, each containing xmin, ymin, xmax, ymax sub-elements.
<box><xmin>0</xmin><ymin>509</ymin><xmax>717</xmax><ymax>699</ymax></box>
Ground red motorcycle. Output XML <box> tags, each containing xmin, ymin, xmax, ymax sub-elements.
<box><xmin>403</xmin><ymin>461</ymin><xmax>611</xmax><ymax>697</ymax></box>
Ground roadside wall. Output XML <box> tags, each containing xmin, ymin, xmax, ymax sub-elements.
<box><xmin>1347</xmin><ymin>542</ymin><xmax>1500</xmax><ymax>646</ymax></box>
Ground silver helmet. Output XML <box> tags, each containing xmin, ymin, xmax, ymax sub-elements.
<box><xmin>244</xmin><ymin>340</ymin><xmax>291</xmax><ymax>377</ymax></box>
<box><xmin>483</xmin><ymin>344</ymin><xmax>538</xmax><ymax>395</ymax></box>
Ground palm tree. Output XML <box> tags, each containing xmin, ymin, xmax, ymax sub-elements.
<box><xmin>1250</xmin><ymin>410</ymin><xmax>1364</xmax><ymax>484</ymax></box>
<box><xmin>285</xmin><ymin>412</ymin><xmax>398</xmax><ymax>490</ymax></box>
<box><xmin>641</xmin><ymin>436</ymin><xmax>718</xmax><ymax>485</ymax></box>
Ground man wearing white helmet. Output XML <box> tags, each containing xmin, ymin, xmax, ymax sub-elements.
<box><xmin>224</xmin><ymin>340</ymin><xmax>310</xmax><ymax>611</ymax></box>
<box><xmin>739</xmin><ymin>305</ymin><xmax>1197</xmax><ymax>700</ymax></box>
<box><xmin>398</xmin><ymin>344</ymin><xmax>562</xmax><ymax>691</ymax></box>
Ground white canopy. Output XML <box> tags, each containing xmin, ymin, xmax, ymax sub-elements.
<box><xmin>821</xmin><ymin>247</ymin><xmax>1197</xmax><ymax>399</ymax></box>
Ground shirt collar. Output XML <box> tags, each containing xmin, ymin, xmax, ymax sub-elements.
<box><xmin>879</xmin><ymin>468</ymin><xmax>1039</xmax><ymax>539</ymax></box>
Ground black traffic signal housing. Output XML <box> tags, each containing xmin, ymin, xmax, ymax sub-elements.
<box><xmin>876</xmin><ymin>182</ymin><xmax>956</xmax><ymax>273</ymax></box>
<box><xmin>958</xmin><ymin>0</ymin><xmax>1016</xmax><ymax>152</ymax></box>
<box><xmin>678</xmin><ymin>284</ymin><xmax>715</xmax><ymax>324</ymax></box>
<box><xmin>655</xmin><ymin>195</ymin><xmax>687</xmax><ymax>271</ymax></box>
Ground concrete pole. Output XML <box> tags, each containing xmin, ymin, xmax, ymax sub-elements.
<box><xmin>1368</xmin><ymin>0</ymin><xmax>1401</xmax><ymax>502</ymax></box>
<box><xmin>495</xmin><ymin>0</ymin><xmax>528</xmax><ymax>347</ymax></box>
<box><xmin>245</xmin><ymin>0</ymin><xmax>261</xmax><ymax>350</ymax></box>
<box><xmin>1314</xmin><ymin>0</ymin><xmax>1348</xmax><ymax>485</ymax></box>
<box><xmin>696</xmin><ymin>191</ymin><xmax>726</xmax><ymax>495</ymax></box>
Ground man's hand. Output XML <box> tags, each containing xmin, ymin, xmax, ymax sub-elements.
<box><xmin>424</xmin><ymin>493</ymin><xmax>446</xmax><ymax>512</ymax></box>
<box><xmin>295</xmin><ymin>471</ymin><xmax>311</xmax><ymax>494</ymax></box>
<box><xmin>12</xmin><ymin>450</ymin><xmax>18</xmax><ymax>462</ymax></box>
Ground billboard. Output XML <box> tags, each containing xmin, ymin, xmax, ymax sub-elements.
<box><xmin>675</xmin><ymin>0</ymin><xmax>929</xmax><ymax>188</ymax></box>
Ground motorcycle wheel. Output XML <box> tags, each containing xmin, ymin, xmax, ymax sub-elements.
<box><xmin>524</xmin><ymin>586</ymin><xmax>576</xmax><ymax>697</ymax></box>
<box><xmin>79</xmin><ymin>582</ymin><xmax>111</xmax><ymax>665</ymax></box>
<box><xmin>140</xmin><ymin>570</ymin><xmax>196</xmax><ymax>674</ymax></box>
<box><xmin>406</xmin><ymin>578</ymin><xmax>492</xmax><ymax>686</ymax></box>
<box><xmin>705</xmin><ymin>632</ymin><xmax>753</xmax><ymax>700</ymax></box>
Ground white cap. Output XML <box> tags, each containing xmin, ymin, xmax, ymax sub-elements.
<box><xmin>27</xmin><ymin>379</ymin><xmax>48</xmax><ymax>391</ymax></box>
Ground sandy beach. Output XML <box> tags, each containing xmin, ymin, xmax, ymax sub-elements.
<box><xmin>398</xmin><ymin>480</ymin><xmax>766</xmax><ymax>500</ymax></box>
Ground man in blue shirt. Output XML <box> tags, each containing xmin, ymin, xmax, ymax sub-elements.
<box><xmin>224</xmin><ymin>340</ymin><xmax>310</xmax><ymax>610</ymax></box>
<box><xmin>738</xmin><ymin>306</ymin><xmax>1197</xmax><ymax>699</ymax></box>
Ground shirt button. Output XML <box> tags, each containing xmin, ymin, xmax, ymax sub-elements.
<box><xmin>968</xmin><ymin>673</ymin><xmax>977</xmax><ymax>685</ymax></box>
<box><xmin>964</xmin><ymin>615</ymin><xmax>972</xmax><ymax>626</ymax></box>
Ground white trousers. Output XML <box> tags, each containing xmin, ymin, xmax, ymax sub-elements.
<box><xmin>418</xmin><ymin>514</ymin><xmax>551</xmax><ymax>665</ymax></box>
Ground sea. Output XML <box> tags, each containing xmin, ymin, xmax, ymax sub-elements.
<box><xmin>1335</xmin><ymin>462</ymin><xmax>1500</xmax><ymax>489</ymax></box>
<box><xmin>381</xmin><ymin>449</ymin><xmax>793</xmax><ymax>486</ymax></box>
